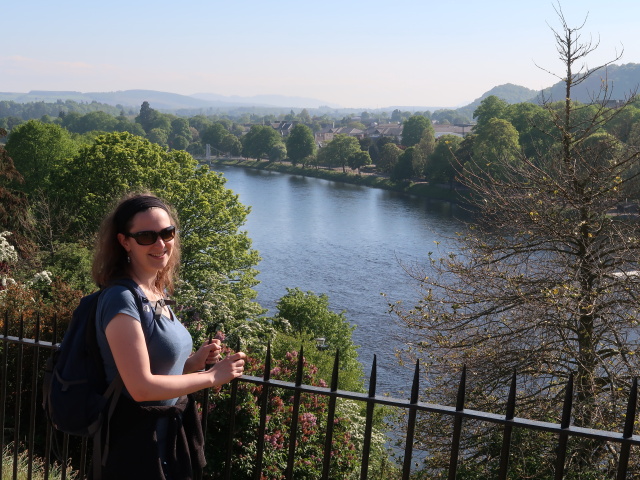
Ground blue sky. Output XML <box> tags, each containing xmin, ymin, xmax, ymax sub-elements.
<box><xmin>3</xmin><ymin>1</ymin><xmax>640</xmax><ymax>109</ymax></box>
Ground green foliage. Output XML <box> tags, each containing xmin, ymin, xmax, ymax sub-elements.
<box><xmin>0</xmin><ymin>130</ymin><xmax>35</xmax><ymax>257</ymax></box>
<box><xmin>401</xmin><ymin>115</ymin><xmax>433</xmax><ymax>148</ymax></box>
<box><xmin>377</xmin><ymin>143</ymin><xmax>402</xmax><ymax>173</ymax></box>
<box><xmin>469</xmin><ymin>117</ymin><xmax>521</xmax><ymax>179</ymax></box>
<box><xmin>285</xmin><ymin>124</ymin><xmax>316</xmax><ymax>165</ymax></box>
<box><xmin>5</xmin><ymin>120</ymin><xmax>78</xmax><ymax>194</ymax></box>
<box><xmin>51</xmin><ymin>132</ymin><xmax>179</xmax><ymax>235</ymax></box>
<box><xmin>391</xmin><ymin>146</ymin><xmax>421</xmax><ymax>181</ymax></box>
<box><xmin>426</xmin><ymin>134</ymin><xmax>463</xmax><ymax>184</ymax></box>
<box><xmin>242</xmin><ymin>125</ymin><xmax>284</xmax><ymax>161</ymax></box>
<box><xmin>348</xmin><ymin>150</ymin><xmax>372</xmax><ymax>173</ymax></box>
<box><xmin>317</xmin><ymin>134</ymin><xmax>361</xmax><ymax>173</ymax></box>
<box><xmin>0</xmin><ymin>98</ymin><xmax>122</xmax><ymax>121</ymax></box>
<box><xmin>270</xmin><ymin>288</ymin><xmax>363</xmax><ymax>388</ymax></box>
<box><xmin>43</xmin><ymin>242</ymin><xmax>94</xmax><ymax>293</ymax></box>
<box><xmin>472</xmin><ymin>95</ymin><xmax>508</xmax><ymax>131</ymax></box>
<box><xmin>163</xmin><ymin>165</ymin><xmax>264</xmax><ymax>329</ymax></box>
<box><xmin>269</xmin><ymin>143</ymin><xmax>287</xmax><ymax>162</ymax></box>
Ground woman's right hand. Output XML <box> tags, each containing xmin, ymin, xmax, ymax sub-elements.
<box><xmin>209</xmin><ymin>351</ymin><xmax>247</xmax><ymax>386</ymax></box>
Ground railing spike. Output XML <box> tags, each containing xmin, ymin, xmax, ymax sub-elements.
<box><xmin>561</xmin><ymin>372</ymin><xmax>574</xmax><ymax>429</ymax></box>
<box><xmin>368</xmin><ymin>354</ymin><xmax>377</xmax><ymax>398</ymax></box>
<box><xmin>616</xmin><ymin>377</ymin><xmax>638</xmax><ymax>480</ymax></box>
<box><xmin>622</xmin><ymin>376</ymin><xmax>638</xmax><ymax>439</ymax></box>
<box><xmin>330</xmin><ymin>349</ymin><xmax>340</xmax><ymax>392</ymax></box>
<box><xmin>264</xmin><ymin>341</ymin><xmax>272</xmax><ymax>381</ymax></box>
<box><xmin>295</xmin><ymin>345</ymin><xmax>304</xmax><ymax>386</ymax></box>
<box><xmin>456</xmin><ymin>365</ymin><xmax>467</xmax><ymax>412</ymax></box>
<box><xmin>409</xmin><ymin>359</ymin><xmax>420</xmax><ymax>404</ymax></box>
<box><xmin>506</xmin><ymin>369</ymin><xmax>517</xmax><ymax>420</ymax></box>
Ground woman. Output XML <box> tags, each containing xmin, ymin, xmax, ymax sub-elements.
<box><xmin>92</xmin><ymin>192</ymin><xmax>246</xmax><ymax>479</ymax></box>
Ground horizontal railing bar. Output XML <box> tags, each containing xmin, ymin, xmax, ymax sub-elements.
<box><xmin>240</xmin><ymin>375</ymin><xmax>640</xmax><ymax>446</ymax></box>
<box><xmin>0</xmin><ymin>335</ymin><xmax>57</xmax><ymax>349</ymax></box>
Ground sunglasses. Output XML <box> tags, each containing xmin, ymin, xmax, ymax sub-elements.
<box><xmin>125</xmin><ymin>225</ymin><xmax>176</xmax><ymax>245</ymax></box>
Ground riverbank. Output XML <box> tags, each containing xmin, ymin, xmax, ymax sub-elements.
<box><xmin>202</xmin><ymin>157</ymin><xmax>469</xmax><ymax>203</ymax></box>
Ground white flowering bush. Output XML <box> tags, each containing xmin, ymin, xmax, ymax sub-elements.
<box><xmin>28</xmin><ymin>270</ymin><xmax>53</xmax><ymax>286</ymax></box>
<box><xmin>0</xmin><ymin>232</ymin><xmax>18</xmax><ymax>266</ymax></box>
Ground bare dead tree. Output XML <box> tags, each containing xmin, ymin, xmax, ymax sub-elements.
<box><xmin>391</xmin><ymin>6</ymin><xmax>640</xmax><ymax>478</ymax></box>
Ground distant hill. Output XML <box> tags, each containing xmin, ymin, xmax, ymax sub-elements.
<box><xmin>190</xmin><ymin>93</ymin><xmax>340</xmax><ymax>109</ymax></box>
<box><xmin>1</xmin><ymin>63</ymin><xmax>639</xmax><ymax>117</ymax></box>
<box><xmin>455</xmin><ymin>83</ymin><xmax>540</xmax><ymax>119</ymax></box>
<box><xmin>0</xmin><ymin>89</ymin><xmax>339</xmax><ymax>112</ymax></box>
<box><xmin>535</xmin><ymin>63</ymin><xmax>640</xmax><ymax>103</ymax></box>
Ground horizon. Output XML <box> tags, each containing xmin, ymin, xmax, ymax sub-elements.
<box><xmin>3</xmin><ymin>1</ymin><xmax>640</xmax><ymax>110</ymax></box>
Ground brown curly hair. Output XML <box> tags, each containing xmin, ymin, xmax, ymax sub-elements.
<box><xmin>91</xmin><ymin>192</ymin><xmax>181</xmax><ymax>294</ymax></box>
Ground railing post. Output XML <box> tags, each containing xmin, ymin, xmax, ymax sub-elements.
<box><xmin>321</xmin><ymin>349</ymin><xmax>340</xmax><ymax>480</ymax></box>
<box><xmin>12</xmin><ymin>314</ymin><xmax>25</xmax><ymax>479</ymax></box>
<box><xmin>27</xmin><ymin>313</ymin><xmax>43</xmax><ymax>479</ymax></box>
<box><xmin>0</xmin><ymin>311</ymin><xmax>8</xmax><ymax>476</ymax></box>
<box><xmin>498</xmin><ymin>370</ymin><xmax>517</xmax><ymax>479</ymax></box>
<box><xmin>617</xmin><ymin>377</ymin><xmax>638</xmax><ymax>480</ymax></box>
<box><xmin>222</xmin><ymin>338</ymin><xmax>241</xmax><ymax>480</ymax></box>
<box><xmin>554</xmin><ymin>373</ymin><xmax>574</xmax><ymax>480</ymax></box>
<box><xmin>252</xmin><ymin>342</ymin><xmax>272</xmax><ymax>480</ymax></box>
<box><xmin>402</xmin><ymin>360</ymin><xmax>420</xmax><ymax>480</ymax></box>
<box><xmin>448</xmin><ymin>365</ymin><xmax>467</xmax><ymax>480</ymax></box>
<box><xmin>284</xmin><ymin>346</ymin><xmax>305</xmax><ymax>480</ymax></box>
<box><xmin>359</xmin><ymin>354</ymin><xmax>376</xmax><ymax>480</ymax></box>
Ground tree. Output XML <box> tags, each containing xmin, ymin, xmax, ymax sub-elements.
<box><xmin>390</xmin><ymin>146</ymin><xmax>419</xmax><ymax>181</ymax></box>
<box><xmin>347</xmin><ymin>150</ymin><xmax>371</xmax><ymax>174</ymax></box>
<box><xmin>169</xmin><ymin>118</ymin><xmax>192</xmax><ymax>150</ymax></box>
<box><xmin>426</xmin><ymin>134</ymin><xmax>462</xmax><ymax>185</ymax></box>
<box><xmin>317</xmin><ymin>134</ymin><xmax>360</xmax><ymax>173</ymax></box>
<box><xmin>201</xmin><ymin>123</ymin><xmax>229</xmax><ymax>153</ymax></box>
<box><xmin>271</xmin><ymin>288</ymin><xmax>363</xmax><ymax>391</ymax></box>
<box><xmin>268</xmin><ymin>143</ymin><xmax>287</xmax><ymax>162</ymax></box>
<box><xmin>472</xmin><ymin>95</ymin><xmax>508</xmax><ymax>136</ymax></box>
<box><xmin>5</xmin><ymin>120</ymin><xmax>78</xmax><ymax>195</ymax></box>
<box><xmin>391</xmin><ymin>8</ymin><xmax>640</xmax><ymax>478</ymax></box>
<box><xmin>377</xmin><ymin>143</ymin><xmax>401</xmax><ymax>173</ymax></box>
<box><xmin>298</xmin><ymin>108</ymin><xmax>311</xmax><ymax>123</ymax></box>
<box><xmin>70</xmin><ymin>111</ymin><xmax>118</xmax><ymax>134</ymax></box>
<box><xmin>401</xmin><ymin>115</ymin><xmax>433</xmax><ymax>148</ymax></box>
<box><xmin>220</xmin><ymin>134</ymin><xmax>242</xmax><ymax>156</ymax></box>
<box><xmin>147</xmin><ymin>127</ymin><xmax>169</xmax><ymax>148</ymax></box>
<box><xmin>285</xmin><ymin>124</ymin><xmax>316</xmax><ymax>165</ymax></box>
<box><xmin>135</xmin><ymin>101</ymin><xmax>155</xmax><ymax>133</ymax></box>
<box><xmin>242</xmin><ymin>125</ymin><xmax>284</xmax><ymax>161</ymax></box>
<box><xmin>469</xmin><ymin>117</ymin><xmax>521</xmax><ymax>180</ymax></box>
<box><xmin>0</xmin><ymin>128</ymin><xmax>35</xmax><ymax>258</ymax></box>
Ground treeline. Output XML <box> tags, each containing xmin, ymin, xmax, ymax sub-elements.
<box><xmin>4</xmin><ymin>95</ymin><xmax>640</xmax><ymax>198</ymax></box>
<box><xmin>0</xmin><ymin>99</ymin><xmax>129</xmax><ymax>124</ymax></box>
<box><xmin>381</xmin><ymin>94</ymin><xmax>640</xmax><ymax>191</ymax></box>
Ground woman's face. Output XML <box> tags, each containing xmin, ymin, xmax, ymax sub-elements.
<box><xmin>118</xmin><ymin>207</ymin><xmax>175</xmax><ymax>279</ymax></box>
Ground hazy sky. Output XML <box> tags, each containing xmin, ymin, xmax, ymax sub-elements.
<box><xmin>3</xmin><ymin>1</ymin><xmax>640</xmax><ymax>109</ymax></box>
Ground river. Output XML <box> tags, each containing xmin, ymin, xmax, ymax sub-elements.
<box><xmin>212</xmin><ymin>165</ymin><xmax>468</xmax><ymax>395</ymax></box>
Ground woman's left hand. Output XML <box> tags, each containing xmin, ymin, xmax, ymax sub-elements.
<box><xmin>186</xmin><ymin>340</ymin><xmax>222</xmax><ymax>373</ymax></box>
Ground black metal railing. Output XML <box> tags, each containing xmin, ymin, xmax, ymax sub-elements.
<box><xmin>0</xmin><ymin>313</ymin><xmax>638</xmax><ymax>479</ymax></box>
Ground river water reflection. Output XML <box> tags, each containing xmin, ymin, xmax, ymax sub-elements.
<box><xmin>213</xmin><ymin>165</ymin><xmax>468</xmax><ymax>394</ymax></box>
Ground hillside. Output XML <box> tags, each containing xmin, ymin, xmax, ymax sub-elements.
<box><xmin>455</xmin><ymin>83</ymin><xmax>540</xmax><ymax>119</ymax></box>
<box><xmin>535</xmin><ymin>63</ymin><xmax>640</xmax><ymax>103</ymax></box>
